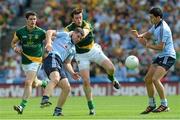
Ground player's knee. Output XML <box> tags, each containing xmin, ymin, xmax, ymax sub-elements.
<box><xmin>151</xmin><ymin>76</ymin><xmax>156</xmax><ymax>82</ymax></box>
<box><xmin>83</xmin><ymin>79</ymin><xmax>91</xmax><ymax>88</ymax></box>
<box><xmin>144</xmin><ymin>76</ymin><xmax>153</xmax><ymax>84</ymax></box>
<box><xmin>62</xmin><ymin>84</ymin><xmax>71</xmax><ymax>94</ymax></box>
<box><xmin>51</xmin><ymin>79</ymin><xmax>59</xmax><ymax>85</ymax></box>
<box><xmin>152</xmin><ymin>76</ymin><xmax>160</xmax><ymax>84</ymax></box>
<box><xmin>32</xmin><ymin>82</ymin><xmax>37</xmax><ymax>88</ymax></box>
<box><xmin>25</xmin><ymin>80</ymin><xmax>33</xmax><ymax>86</ymax></box>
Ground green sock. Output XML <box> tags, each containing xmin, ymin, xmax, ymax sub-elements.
<box><xmin>41</xmin><ymin>80</ymin><xmax>47</xmax><ymax>88</ymax></box>
<box><xmin>88</xmin><ymin>100</ymin><xmax>95</xmax><ymax>110</ymax></box>
<box><xmin>20</xmin><ymin>99</ymin><xmax>27</xmax><ymax>108</ymax></box>
<box><xmin>108</xmin><ymin>74</ymin><xmax>115</xmax><ymax>82</ymax></box>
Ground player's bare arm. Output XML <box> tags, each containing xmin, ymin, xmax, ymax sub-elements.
<box><xmin>131</xmin><ymin>32</ymin><xmax>147</xmax><ymax>46</ymax></box>
<box><xmin>64</xmin><ymin>59</ymin><xmax>80</xmax><ymax>80</ymax></box>
<box><xmin>11</xmin><ymin>32</ymin><xmax>22</xmax><ymax>54</ymax></box>
<box><xmin>45</xmin><ymin>30</ymin><xmax>56</xmax><ymax>52</ymax></box>
<box><xmin>138</xmin><ymin>37</ymin><xmax>165</xmax><ymax>51</ymax></box>
<box><xmin>131</xmin><ymin>30</ymin><xmax>152</xmax><ymax>39</ymax></box>
<box><xmin>146</xmin><ymin>41</ymin><xmax>165</xmax><ymax>51</ymax></box>
<box><xmin>139</xmin><ymin>31</ymin><xmax>152</xmax><ymax>39</ymax></box>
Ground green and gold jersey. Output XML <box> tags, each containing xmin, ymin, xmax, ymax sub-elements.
<box><xmin>14</xmin><ymin>26</ymin><xmax>46</xmax><ymax>64</ymax></box>
<box><xmin>65</xmin><ymin>20</ymin><xmax>94</xmax><ymax>54</ymax></box>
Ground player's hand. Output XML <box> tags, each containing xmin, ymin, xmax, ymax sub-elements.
<box><xmin>71</xmin><ymin>72</ymin><xmax>81</xmax><ymax>80</ymax></box>
<box><xmin>131</xmin><ymin>30</ymin><xmax>143</xmax><ymax>38</ymax></box>
<box><xmin>45</xmin><ymin>43</ymin><xmax>52</xmax><ymax>52</ymax></box>
<box><xmin>14</xmin><ymin>47</ymin><xmax>22</xmax><ymax>54</ymax></box>
<box><xmin>131</xmin><ymin>30</ymin><xmax>139</xmax><ymax>37</ymax></box>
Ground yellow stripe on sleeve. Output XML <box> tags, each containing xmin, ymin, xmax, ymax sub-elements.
<box><xmin>84</xmin><ymin>23</ymin><xmax>91</xmax><ymax>30</ymax></box>
<box><xmin>13</xmin><ymin>32</ymin><xmax>19</xmax><ymax>40</ymax></box>
<box><xmin>64</xmin><ymin>27</ymin><xmax>69</xmax><ymax>32</ymax></box>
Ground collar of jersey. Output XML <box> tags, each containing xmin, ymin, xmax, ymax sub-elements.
<box><xmin>25</xmin><ymin>26</ymin><xmax>37</xmax><ymax>32</ymax></box>
<box><xmin>155</xmin><ymin>19</ymin><xmax>163</xmax><ymax>29</ymax></box>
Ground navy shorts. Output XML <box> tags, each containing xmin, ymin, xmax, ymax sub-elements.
<box><xmin>43</xmin><ymin>53</ymin><xmax>66</xmax><ymax>80</ymax></box>
<box><xmin>152</xmin><ymin>56</ymin><xmax>176</xmax><ymax>71</ymax></box>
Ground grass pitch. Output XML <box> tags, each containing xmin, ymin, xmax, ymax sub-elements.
<box><xmin>0</xmin><ymin>96</ymin><xmax>180</xmax><ymax>120</ymax></box>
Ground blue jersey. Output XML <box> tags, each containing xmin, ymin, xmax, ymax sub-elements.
<box><xmin>49</xmin><ymin>32</ymin><xmax>76</xmax><ymax>62</ymax></box>
<box><xmin>148</xmin><ymin>20</ymin><xmax>176</xmax><ymax>59</ymax></box>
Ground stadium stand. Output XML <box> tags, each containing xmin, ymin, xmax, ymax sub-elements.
<box><xmin>0</xmin><ymin>0</ymin><xmax>179</xmax><ymax>84</ymax></box>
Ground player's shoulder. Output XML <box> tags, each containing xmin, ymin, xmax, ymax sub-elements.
<box><xmin>82</xmin><ymin>20</ymin><xmax>91</xmax><ymax>26</ymax></box>
<box><xmin>82</xmin><ymin>20</ymin><xmax>93</xmax><ymax>30</ymax></box>
<box><xmin>82</xmin><ymin>20</ymin><xmax>90</xmax><ymax>24</ymax></box>
<box><xmin>162</xmin><ymin>21</ymin><xmax>170</xmax><ymax>30</ymax></box>
<box><xmin>16</xmin><ymin>26</ymin><xmax>26</xmax><ymax>33</ymax></box>
<box><xmin>65</xmin><ymin>22</ymin><xmax>76</xmax><ymax>30</ymax></box>
<box><xmin>35</xmin><ymin>26</ymin><xmax>46</xmax><ymax>33</ymax></box>
<box><xmin>57</xmin><ymin>31</ymin><xmax>69</xmax><ymax>37</ymax></box>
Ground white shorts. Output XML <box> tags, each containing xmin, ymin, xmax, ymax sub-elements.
<box><xmin>75</xmin><ymin>43</ymin><xmax>109</xmax><ymax>70</ymax></box>
<box><xmin>22</xmin><ymin>62</ymin><xmax>41</xmax><ymax>73</ymax></box>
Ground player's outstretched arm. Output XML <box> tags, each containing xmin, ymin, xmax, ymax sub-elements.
<box><xmin>131</xmin><ymin>30</ymin><xmax>151</xmax><ymax>39</ymax></box>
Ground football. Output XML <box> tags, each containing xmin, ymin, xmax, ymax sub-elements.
<box><xmin>125</xmin><ymin>55</ymin><xmax>139</xmax><ymax>69</ymax></box>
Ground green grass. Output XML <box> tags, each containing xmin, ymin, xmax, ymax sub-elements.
<box><xmin>0</xmin><ymin>96</ymin><xmax>180</xmax><ymax>120</ymax></box>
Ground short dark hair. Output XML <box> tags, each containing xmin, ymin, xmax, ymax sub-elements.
<box><xmin>25</xmin><ymin>11</ymin><xmax>37</xmax><ymax>19</ymax></box>
<box><xmin>74</xmin><ymin>27</ymin><xmax>84</xmax><ymax>37</ymax></box>
<box><xmin>149</xmin><ymin>7</ymin><xmax>163</xmax><ymax>18</ymax></box>
<box><xmin>71</xmin><ymin>8</ymin><xmax>83</xmax><ymax>18</ymax></box>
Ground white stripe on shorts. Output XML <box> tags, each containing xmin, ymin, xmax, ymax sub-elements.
<box><xmin>163</xmin><ymin>56</ymin><xmax>168</xmax><ymax>64</ymax></box>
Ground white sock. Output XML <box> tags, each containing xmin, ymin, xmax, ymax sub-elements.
<box><xmin>161</xmin><ymin>99</ymin><xmax>168</xmax><ymax>106</ymax></box>
<box><xmin>149</xmin><ymin>97</ymin><xmax>156</xmax><ymax>107</ymax></box>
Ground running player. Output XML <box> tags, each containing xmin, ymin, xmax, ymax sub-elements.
<box><xmin>11</xmin><ymin>11</ymin><xmax>48</xmax><ymax>114</ymax></box>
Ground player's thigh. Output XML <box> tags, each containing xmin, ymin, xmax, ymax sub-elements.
<box><xmin>22</xmin><ymin>62</ymin><xmax>41</xmax><ymax>74</ymax></box>
<box><xmin>25</xmin><ymin>70</ymin><xmax>37</xmax><ymax>81</ymax></box>
<box><xmin>144</xmin><ymin>64</ymin><xmax>156</xmax><ymax>82</ymax></box>
<box><xmin>22</xmin><ymin>62</ymin><xmax>40</xmax><ymax>81</ymax></box>
<box><xmin>152</xmin><ymin>56</ymin><xmax>175</xmax><ymax>81</ymax></box>
<box><xmin>152</xmin><ymin>66</ymin><xmax>167</xmax><ymax>82</ymax></box>
<box><xmin>75</xmin><ymin>54</ymin><xmax>90</xmax><ymax>71</ymax></box>
<box><xmin>91</xmin><ymin>44</ymin><xmax>109</xmax><ymax>66</ymax></box>
<box><xmin>49</xmin><ymin>71</ymin><xmax>61</xmax><ymax>84</ymax></box>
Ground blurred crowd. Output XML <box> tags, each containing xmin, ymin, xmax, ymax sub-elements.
<box><xmin>0</xmin><ymin>0</ymin><xmax>180</xmax><ymax>84</ymax></box>
<box><xmin>0</xmin><ymin>0</ymin><xmax>32</xmax><ymax>46</ymax></box>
